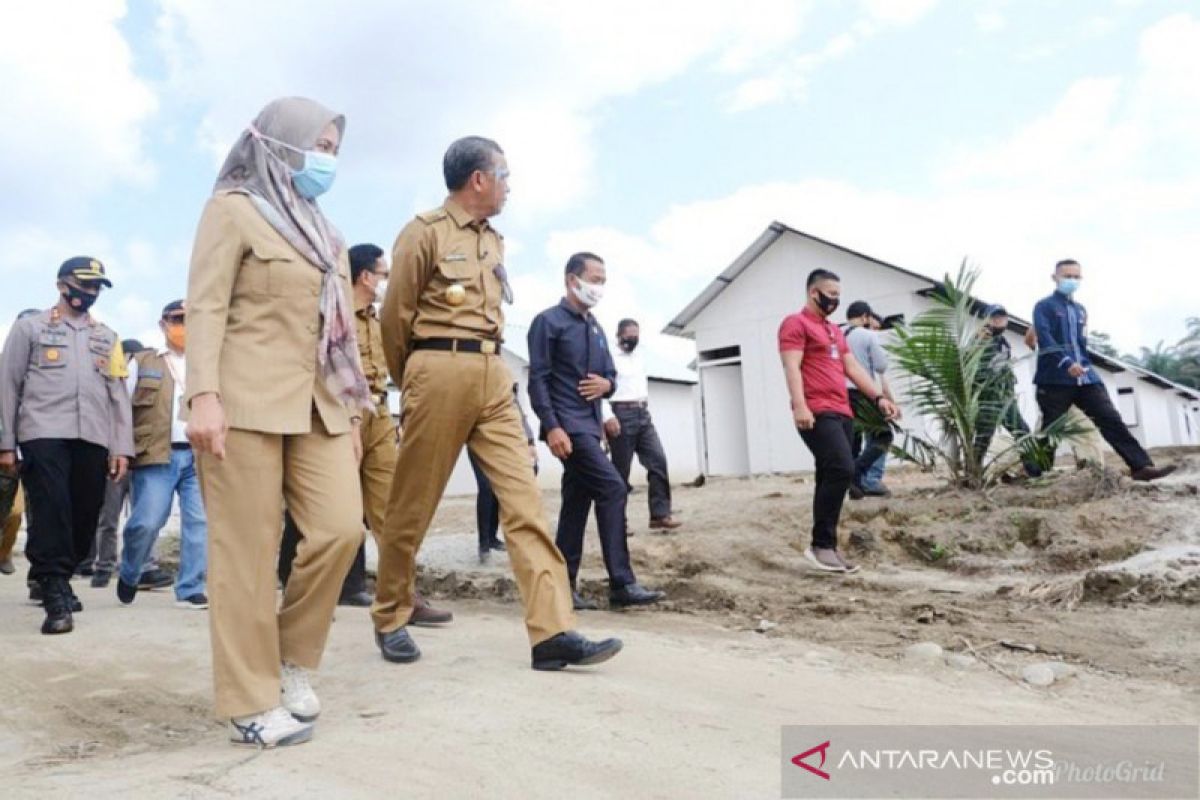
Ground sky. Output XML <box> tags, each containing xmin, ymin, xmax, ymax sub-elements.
<box><xmin>2</xmin><ymin>0</ymin><xmax>1198</xmax><ymax>370</ymax></box>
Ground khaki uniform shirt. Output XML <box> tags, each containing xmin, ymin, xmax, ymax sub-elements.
<box><xmin>0</xmin><ymin>308</ymin><xmax>134</xmax><ymax>456</ymax></box>
<box><xmin>185</xmin><ymin>192</ymin><xmax>355</xmax><ymax>435</ymax></box>
<box><xmin>381</xmin><ymin>199</ymin><xmax>506</xmax><ymax>385</ymax></box>
<box><xmin>356</xmin><ymin>300</ymin><xmax>388</xmax><ymax>399</ymax></box>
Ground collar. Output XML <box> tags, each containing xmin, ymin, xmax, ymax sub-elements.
<box><xmin>558</xmin><ymin>297</ymin><xmax>589</xmax><ymax>320</ymax></box>
<box><xmin>800</xmin><ymin>306</ymin><xmax>827</xmax><ymax>323</ymax></box>
<box><xmin>53</xmin><ymin>309</ymin><xmax>94</xmax><ymax>330</ymax></box>
<box><xmin>444</xmin><ymin>198</ymin><xmax>489</xmax><ymax>232</ymax></box>
<box><xmin>355</xmin><ymin>298</ymin><xmax>376</xmax><ymax>318</ymax></box>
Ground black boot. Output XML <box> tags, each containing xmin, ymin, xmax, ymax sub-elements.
<box><xmin>40</xmin><ymin>578</ymin><xmax>74</xmax><ymax>635</ymax></box>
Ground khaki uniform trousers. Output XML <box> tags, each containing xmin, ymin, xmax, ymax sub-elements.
<box><xmin>0</xmin><ymin>484</ymin><xmax>24</xmax><ymax>562</ymax></box>
<box><xmin>359</xmin><ymin>402</ymin><xmax>396</xmax><ymax>538</ymax></box>
<box><xmin>197</xmin><ymin>414</ymin><xmax>362</xmax><ymax>718</ymax></box>
<box><xmin>372</xmin><ymin>350</ymin><xmax>574</xmax><ymax>645</ymax></box>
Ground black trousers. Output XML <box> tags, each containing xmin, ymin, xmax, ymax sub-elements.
<box><xmin>847</xmin><ymin>389</ymin><xmax>893</xmax><ymax>483</ymax></box>
<box><xmin>1036</xmin><ymin>383</ymin><xmax>1151</xmax><ymax>471</ymax></box>
<box><xmin>608</xmin><ymin>406</ymin><xmax>672</xmax><ymax>520</ymax></box>
<box><xmin>468</xmin><ymin>450</ymin><xmax>501</xmax><ymax>551</ymax></box>
<box><xmin>797</xmin><ymin>414</ymin><xmax>855</xmax><ymax>550</ymax></box>
<box><xmin>279</xmin><ymin>512</ymin><xmax>367</xmax><ymax>597</ymax></box>
<box><xmin>20</xmin><ymin>438</ymin><xmax>109</xmax><ymax>581</ymax></box>
<box><xmin>555</xmin><ymin>433</ymin><xmax>636</xmax><ymax>589</ymax></box>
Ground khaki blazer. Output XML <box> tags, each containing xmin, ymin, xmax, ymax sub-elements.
<box><xmin>185</xmin><ymin>192</ymin><xmax>353</xmax><ymax>435</ymax></box>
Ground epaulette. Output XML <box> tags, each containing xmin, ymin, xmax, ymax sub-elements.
<box><xmin>415</xmin><ymin>207</ymin><xmax>448</xmax><ymax>224</ymax></box>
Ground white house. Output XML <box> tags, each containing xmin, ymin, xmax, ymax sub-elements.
<box><xmin>665</xmin><ymin>222</ymin><xmax>1200</xmax><ymax>476</ymax></box>
<box><xmin>387</xmin><ymin>325</ymin><xmax>701</xmax><ymax>496</ymax></box>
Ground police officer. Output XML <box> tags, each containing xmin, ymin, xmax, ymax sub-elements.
<box><xmin>373</xmin><ymin>136</ymin><xmax>622</xmax><ymax>670</ymax></box>
<box><xmin>0</xmin><ymin>257</ymin><xmax>133</xmax><ymax>634</ymax></box>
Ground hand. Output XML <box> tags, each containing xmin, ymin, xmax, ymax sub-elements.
<box><xmin>187</xmin><ymin>392</ymin><xmax>228</xmax><ymax>460</ymax></box>
<box><xmin>547</xmin><ymin>427</ymin><xmax>573</xmax><ymax>460</ymax></box>
<box><xmin>1067</xmin><ymin>364</ymin><xmax>1087</xmax><ymax>379</ymax></box>
<box><xmin>877</xmin><ymin>397</ymin><xmax>900</xmax><ymax>421</ymax></box>
<box><xmin>0</xmin><ymin>451</ymin><xmax>16</xmax><ymax>473</ymax></box>
<box><xmin>793</xmin><ymin>405</ymin><xmax>815</xmax><ymax>431</ymax></box>
<box><xmin>604</xmin><ymin>417</ymin><xmax>621</xmax><ymax>439</ymax></box>
<box><xmin>577</xmin><ymin>373</ymin><xmax>612</xmax><ymax>402</ymax></box>
<box><xmin>108</xmin><ymin>456</ymin><xmax>129</xmax><ymax>482</ymax></box>
<box><xmin>351</xmin><ymin>419</ymin><xmax>364</xmax><ymax>464</ymax></box>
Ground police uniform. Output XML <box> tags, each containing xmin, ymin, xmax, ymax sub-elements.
<box><xmin>0</xmin><ymin>259</ymin><xmax>133</xmax><ymax>602</ymax></box>
<box><xmin>186</xmin><ymin>192</ymin><xmax>362</xmax><ymax>718</ymax></box>
<box><xmin>373</xmin><ymin>199</ymin><xmax>575</xmax><ymax>645</ymax></box>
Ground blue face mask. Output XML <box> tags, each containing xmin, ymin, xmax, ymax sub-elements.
<box><xmin>1057</xmin><ymin>277</ymin><xmax>1080</xmax><ymax>296</ymax></box>
<box><xmin>251</xmin><ymin>126</ymin><xmax>338</xmax><ymax>199</ymax></box>
<box><xmin>290</xmin><ymin>150</ymin><xmax>337</xmax><ymax>199</ymax></box>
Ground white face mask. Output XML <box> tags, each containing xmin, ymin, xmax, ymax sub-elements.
<box><xmin>374</xmin><ymin>278</ymin><xmax>388</xmax><ymax>302</ymax></box>
<box><xmin>571</xmin><ymin>277</ymin><xmax>605</xmax><ymax>308</ymax></box>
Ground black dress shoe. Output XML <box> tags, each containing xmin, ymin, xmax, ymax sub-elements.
<box><xmin>67</xmin><ymin>585</ymin><xmax>83</xmax><ymax>613</ymax></box>
<box><xmin>376</xmin><ymin>627</ymin><xmax>421</xmax><ymax>663</ymax></box>
<box><xmin>117</xmin><ymin>577</ymin><xmax>138</xmax><ymax>605</ymax></box>
<box><xmin>531</xmin><ymin>631</ymin><xmax>623</xmax><ymax>671</ymax></box>
<box><xmin>90</xmin><ymin>570</ymin><xmax>112</xmax><ymax>588</ymax></box>
<box><xmin>609</xmin><ymin>582</ymin><xmax>665</xmax><ymax>608</ymax></box>
<box><xmin>40</xmin><ymin>580</ymin><xmax>74</xmax><ymax>635</ymax></box>
<box><xmin>572</xmin><ymin>591</ymin><xmax>598</xmax><ymax>611</ymax></box>
<box><xmin>338</xmin><ymin>590</ymin><xmax>374</xmax><ymax>607</ymax></box>
<box><xmin>490</xmin><ymin>540</ymin><xmax>506</xmax><ymax>552</ymax></box>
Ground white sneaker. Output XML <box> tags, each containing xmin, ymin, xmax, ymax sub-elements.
<box><xmin>804</xmin><ymin>546</ymin><xmax>848</xmax><ymax>573</ymax></box>
<box><xmin>229</xmin><ymin>706</ymin><xmax>312</xmax><ymax>748</ymax></box>
<box><xmin>281</xmin><ymin>662</ymin><xmax>320</xmax><ymax>722</ymax></box>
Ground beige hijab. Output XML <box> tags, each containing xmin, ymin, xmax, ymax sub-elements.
<box><xmin>214</xmin><ymin>97</ymin><xmax>372</xmax><ymax>412</ymax></box>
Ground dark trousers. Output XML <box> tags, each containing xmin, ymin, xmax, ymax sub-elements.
<box><xmin>20</xmin><ymin>439</ymin><xmax>109</xmax><ymax>581</ymax></box>
<box><xmin>469</xmin><ymin>451</ymin><xmax>501</xmax><ymax>551</ymax></box>
<box><xmin>1036</xmin><ymin>383</ymin><xmax>1151</xmax><ymax>471</ymax></box>
<box><xmin>83</xmin><ymin>473</ymin><xmax>128</xmax><ymax>573</ymax></box>
<box><xmin>608</xmin><ymin>406</ymin><xmax>672</xmax><ymax>520</ymax></box>
<box><xmin>797</xmin><ymin>414</ymin><xmax>855</xmax><ymax>550</ymax></box>
<box><xmin>279</xmin><ymin>511</ymin><xmax>367</xmax><ymax>598</ymax></box>
<box><xmin>555</xmin><ymin>434</ymin><xmax>636</xmax><ymax>588</ymax></box>
<box><xmin>973</xmin><ymin>392</ymin><xmax>1034</xmax><ymax>465</ymax></box>
<box><xmin>847</xmin><ymin>389</ymin><xmax>893</xmax><ymax>484</ymax></box>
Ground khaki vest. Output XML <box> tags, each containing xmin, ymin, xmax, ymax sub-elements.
<box><xmin>131</xmin><ymin>350</ymin><xmax>176</xmax><ymax>468</ymax></box>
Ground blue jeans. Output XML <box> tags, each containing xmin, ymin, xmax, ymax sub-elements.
<box><xmin>119</xmin><ymin>447</ymin><xmax>207</xmax><ymax>600</ymax></box>
<box><xmin>860</xmin><ymin>453</ymin><xmax>887</xmax><ymax>491</ymax></box>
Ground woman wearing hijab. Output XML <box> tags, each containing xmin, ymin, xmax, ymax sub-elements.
<box><xmin>185</xmin><ymin>97</ymin><xmax>373</xmax><ymax>748</ymax></box>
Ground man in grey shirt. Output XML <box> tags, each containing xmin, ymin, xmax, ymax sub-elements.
<box><xmin>843</xmin><ymin>301</ymin><xmax>898</xmax><ymax>497</ymax></box>
<box><xmin>0</xmin><ymin>257</ymin><xmax>134</xmax><ymax>634</ymax></box>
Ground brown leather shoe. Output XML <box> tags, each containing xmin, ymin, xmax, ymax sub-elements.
<box><xmin>1131</xmin><ymin>464</ymin><xmax>1177</xmax><ymax>482</ymax></box>
<box><xmin>409</xmin><ymin>593</ymin><xmax>453</xmax><ymax>627</ymax></box>
<box><xmin>649</xmin><ymin>516</ymin><xmax>682</xmax><ymax>531</ymax></box>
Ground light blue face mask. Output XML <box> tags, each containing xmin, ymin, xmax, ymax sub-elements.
<box><xmin>1057</xmin><ymin>277</ymin><xmax>1080</xmax><ymax>295</ymax></box>
<box><xmin>251</xmin><ymin>126</ymin><xmax>338</xmax><ymax>199</ymax></box>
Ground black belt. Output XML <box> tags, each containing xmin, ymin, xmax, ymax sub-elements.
<box><xmin>413</xmin><ymin>338</ymin><xmax>500</xmax><ymax>355</ymax></box>
<box><xmin>171</xmin><ymin>442</ymin><xmax>191</xmax><ymax>451</ymax></box>
<box><xmin>611</xmin><ymin>400</ymin><xmax>648</xmax><ymax>410</ymax></box>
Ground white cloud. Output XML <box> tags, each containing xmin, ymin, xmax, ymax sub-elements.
<box><xmin>0</xmin><ymin>0</ymin><xmax>157</xmax><ymax>221</ymax></box>
<box><xmin>155</xmin><ymin>0</ymin><xmax>811</xmax><ymax>218</ymax></box>
<box><xmin>549</xmin><ymin>13</ymin><xmax>1200</xmax><ymax>357</ymax></box>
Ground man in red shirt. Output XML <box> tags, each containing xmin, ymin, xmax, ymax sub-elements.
<box><xmin>778</xmin><ymin>269</ymin><xmax>899</xmax><ymax>573</ymax></box>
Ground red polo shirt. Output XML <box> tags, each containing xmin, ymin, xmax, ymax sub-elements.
<box><xmin>778</xmin><ymin>307</ymin><xmax>853</xmax><ymax>417</ymax></box>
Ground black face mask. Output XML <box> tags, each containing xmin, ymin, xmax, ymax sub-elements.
<box><xmin>989</xmin><ymin>325</ymin><xmax>1007</xmax><ymax>337</ymax></box>
<box><xmin>62</xmin><ymin>284</ymin><xmax>99</xmax><ymax>313</ymax></box>
<box><xmin>814</xmin><ymin>290</ymin><xmax>839</xmax><ymax>314</ymax></box>
<box><xmin>619</xmin><ymin>337</ymin><xmax>639</xmax><ymax>352</ymax></box>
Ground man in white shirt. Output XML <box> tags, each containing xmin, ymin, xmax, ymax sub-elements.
<box><xmin>115</xmin><ymin>300</ymin><xmax>208</xmax><ymax>609</ymax></box>
<box><xmin>602</xmin><ymin>320</ymin><xmax>681</xmax><ymax>531</ymax></box>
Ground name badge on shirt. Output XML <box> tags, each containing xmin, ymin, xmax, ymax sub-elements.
<box><xmin>830</xmin><ymin>344</ymin><xmax>840</xmax><ymax>359</ymax></box>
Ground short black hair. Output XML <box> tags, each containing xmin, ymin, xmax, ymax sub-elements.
<box><xmin>443</xmin><ymin>136</ymin><xmax>504</xmax><ymax>191</ymax></box>
<box><xmin>122</xmin><ymin>339</ymin><xmax>145</xmax><ymax>355</ymax></box>
<box><xmin>565</xmin><ymin>252</ymin><xmax>603</xmax><ymax>277</ymax></box>
<box><xmin>806</xmin><ymin>268</ymin><xmax>840</xmax><ymax>288</ymax></box>
<box><xmin>349</xmin><ymin>243</ymin><xmax>384</xmax><ymax>284</ymax></box>
<box><xmin>845</xmin><ymin>301</ymin><xmax>872</xmax><ymax>320</ymax></box>
<box><xmin>617</xmin><ymin>318</ymin><xmax>639</xmax><ymax>334</ymax></box>
<box><xmin>1055</xmin><ymin>259</ymin><xmax>1080</xmax><ymax>272</ymax></box>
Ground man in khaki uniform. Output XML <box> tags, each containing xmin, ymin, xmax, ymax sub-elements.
<box><xmin>0</xmin><ymin>257</ymin><xmax>133</xmax><ymax>635</ymax></box>
<box><xmin>373</xmin><ymin>136</ymin><xmax>622</xmax><ymax>670</ymax></box>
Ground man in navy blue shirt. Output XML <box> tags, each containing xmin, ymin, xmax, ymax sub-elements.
<box><xmin>528</xmin><ymin>253</ymin><xmax>664</xmax><ymax>611</ymax></box>
<box><xmin>1033</xmin><ymin>259</ymin><xmax>1175</xmax><ymax>482</ymax></box>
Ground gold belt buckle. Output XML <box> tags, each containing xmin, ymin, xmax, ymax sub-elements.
<box><xmin>480</xmin><ymin>340</ymin><xmax>497</xmax><ymax>355</ymax></box>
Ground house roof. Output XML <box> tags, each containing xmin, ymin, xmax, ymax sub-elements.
<box><xmin>664</xmin><ymin>220</ymin><xmax>1200</xmax><ymax>400</ymax></box>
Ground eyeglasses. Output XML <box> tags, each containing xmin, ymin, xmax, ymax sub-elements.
<box><xmin>163</xmin><ymin>315</ymin><xmax>186</xmax><ymax>325</ymax></box>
